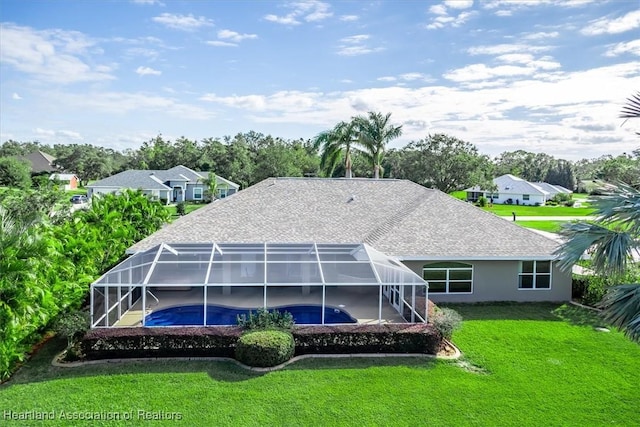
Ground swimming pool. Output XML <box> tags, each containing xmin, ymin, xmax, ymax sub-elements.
<box><xmin>144</xmin><ymin>304</ymin><xmax>357</xmax><ymax>326</ymax></box>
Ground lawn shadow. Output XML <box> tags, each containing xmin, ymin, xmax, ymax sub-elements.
<box><xmin>1</xmin><ymin>337</ymin><xmax>265</xmax><ymax>389</ymax></box>
<box><xmin>439</xmin><ymin>302</ymin><xmax>566</xmax><ymax>321</ymax></box>
<box><xmin>552</xmin><ymin>304</ymin><xmax>607</xmax><ymax>328</ymax></box>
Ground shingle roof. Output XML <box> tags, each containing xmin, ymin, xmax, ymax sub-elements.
<box><xmin>87</xmin><ymin>165</ymin><xmax>239</xmax><ymax>191</ymax></box>
<box><xmin>88</xmin><ymin>170</ymin><xmax>173</xmax><ymax>190</ymax></box>
<box><xmin>19</xmin><ymin>150</ymin><xmax>59</xmax><ymax>173</ymax></box>
<box><xmin>129</xmin><ymin>178</ymin><xmax>560</xmax><ymax>259</ymax></box>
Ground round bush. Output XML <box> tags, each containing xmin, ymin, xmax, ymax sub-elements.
<box><xmin>235</xmin><ymin>330</ymin><xmax>295</xmax><ymax>367</ymax></box>
<box><xmin>431</xmin><ymin>308</ymin><xmax>463</xmax><ymax>340</ymax></box>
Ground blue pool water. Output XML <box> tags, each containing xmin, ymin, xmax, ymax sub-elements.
<box><xmin>145</xmin><ymin>304</ymin><xmax>357</xmax><ymax>326</ymax></box>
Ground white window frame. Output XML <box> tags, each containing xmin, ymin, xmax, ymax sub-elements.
<box><xmin>423</xmin><ymin>263</ymin><xmax>473</xmax><ymax>294</ymax></box>
<box><xmin>518</xmin><ymin>260</ymin><xmax>552</xmax><ymax>290</ymax></box>
<box><xmin>193</xmin><ymin>187</ymin><xmax>203</xmax><ymax>200</ymax></box>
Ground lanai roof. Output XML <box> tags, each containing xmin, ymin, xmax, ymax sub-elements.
<box><xmin>129</xmin><ymin>178</ymin><xmax>560</xmax><ymax>260</ymax></box>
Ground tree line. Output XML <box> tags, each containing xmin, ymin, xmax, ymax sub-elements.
<box><xmin>1</xmin><ymin>112</ymin><xmax>638</xmax><ymax>192</ymax></box>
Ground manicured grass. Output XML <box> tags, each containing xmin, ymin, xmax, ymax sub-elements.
<box><xmin>516</xmin><ymin>220</ymin><xmax>564</xmax><ymax>232</ymax></box>
<box><xmin>165</xmin><ymin>203</ymin><xmax>205</xmax><ymax>218</ymax></box>
<box><xmin>448</xmin><ymin>190</ymin><xmax>466</xmax><ymax>200</ymax></box>
<box><xmin>1</xmin><ymin>304</ymin><xmax>638</xmax><ymax>426</ymax></box>
<box><xmin>482</xmin><ymin>204</ymin><xmax>594</xmax><ymax>217</ymax></box>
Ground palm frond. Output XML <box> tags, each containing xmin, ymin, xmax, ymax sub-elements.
<box><xmin>620</xmin><ymin>91</ymin><xmax>640</xmax><ymax>119</ymax></box>
<box><xmin>555</xmin><ymin>221</ymin><xmax>636</xmax><ymax>277</ymax></box>
<box><xmin>599</xmin><ymin>284</ymin><xmax>640</xmax><ymax>342</ymax></box>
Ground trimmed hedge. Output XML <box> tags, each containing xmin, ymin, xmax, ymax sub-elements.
<box><xmin>80</xmin><ymin>324</ymin><xmax>442</xmax><ymax>361</ymax></box>
<box><xmin>293</xmin><ymin>324</ymin><xmax>441</xmax><ymax>355</ymax></box>
<box><xmin>235</xmin><ymin>330</ymin><xmax>295</xmax><ymax>367</ymax></box>
<box><xmin>81</xmin><ymin>327</ymin><xmax>242</xmax><ymax>360</ymax></box>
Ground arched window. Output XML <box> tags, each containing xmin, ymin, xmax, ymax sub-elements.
<box><xmin>423</xmin><ymin>262</ymin><xmax>473</xmax><ymax>294</ymax></box>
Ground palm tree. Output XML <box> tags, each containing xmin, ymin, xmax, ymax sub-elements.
<box><xmin>555</xmin><ymin>92</ymin><xmax>640</xmax><ymax>342</ymax></box>
<box><xmin>355</xmin><ymin>112</ymin><xmax>403</xmax><ymax>179</ymax></box>
<box><xmin>313</xmin><ymin>121</ymin><xmax>359</xmax><ymax>178</ymax></box>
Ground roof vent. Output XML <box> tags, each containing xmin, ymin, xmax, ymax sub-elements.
<box><xmin>347</xmin><ymin>195</ymin><xmax>356</xmax><ymax>203</ymax></box>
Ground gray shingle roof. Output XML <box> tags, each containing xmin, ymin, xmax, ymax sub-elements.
<box><xmin>19</xmin><ymin>150</ymin><xmax>59</xmax><ymax>173</ymax></box>
<box><xmin>129</xmin><ymin>178</ymin><xmax>560</xmax><ymax>259</ymax></box>
<box><xmin>87</xmin><ymin>165</ymin><xmax>208</xmax><ymax>191</ymax></box>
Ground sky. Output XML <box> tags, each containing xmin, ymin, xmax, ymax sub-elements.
<box><xmin>1</xmin><ymin>0</ymin><xmax>639</xmax><ymax>161</ymax></box>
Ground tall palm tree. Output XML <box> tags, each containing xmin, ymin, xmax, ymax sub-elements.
<box><xmin>555</xmin><ymin>92</ymin><xmax>640</xmax><ymax>342</ymax></box>
<box><xmin>355</xmin><ymin>112</ymin><xmax>403</xmax><ymax>179</ymax></box>
<box><xmin>313</xmin><ymin>121</ymin><xmax>359</xmax><ymax>178</ymax></box>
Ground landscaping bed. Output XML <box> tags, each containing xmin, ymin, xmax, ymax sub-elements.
<box><xmin>79</xmin><ymin>324</ymin><xmax>442</xmax><ymax>362</ymax></box>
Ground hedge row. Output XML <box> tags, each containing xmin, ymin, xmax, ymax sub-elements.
<box><xmin>80</xmin><ymin>324</ymin><xmax>442</xmax><ymax>360</ymax></box>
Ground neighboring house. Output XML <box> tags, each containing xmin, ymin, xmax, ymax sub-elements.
<box><xmin>86</xmin><ymin>165</ymin><xmax>239</xmax><ymax>203</ymax></box>
<box><xmin>18</xmin><ymin>150</ymin><xmax>60</xmax><ymax>173</ymax></box>
<box><xmin>465</xmin><ymin>174</ymin><xmax>573</xmax><ymax>205</ymax></box>
<box><xmin>126</xmin><ymin>177</ymin><xmax>571</xmax><ymax>304</ymax></box>
<box><xmin>50</xmin><ymin>173</ymin><xmax>80</xmax><ymax>190</ymax></box>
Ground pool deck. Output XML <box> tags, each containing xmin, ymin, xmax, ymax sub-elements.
<box><xmin>116</xmin><ymin>286</ymin><xmax>408</xmax><ymax>327</ymax></box>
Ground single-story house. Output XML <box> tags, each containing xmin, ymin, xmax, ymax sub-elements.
<box><xmin>50</xmin><ymin>173</ymin><xmax>80</xmax><ymax>190</ymax></box>
<box><xmin>89</xmin><ymin>178</ymin><xmax>571</xmax><ymax>328</ymax></box>
<box><xmin>18</xmin><ymin>150</ymin><xmax>60</xmax><ymax>173</ymax></box>
<box><xmin>465</xmin><ymin>174</ymin><xmax>572</xmax><ymax>205</ymax></box>
<box><xmin>86</xmin><ymin>165</ymin><xmax>239</xmax><ymax>203</ymax></box>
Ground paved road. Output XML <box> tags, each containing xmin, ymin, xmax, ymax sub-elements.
<box><xmin>499</xmin><ymin>216</ymin><xmax>595</xmax><ymax>221</ymax></box>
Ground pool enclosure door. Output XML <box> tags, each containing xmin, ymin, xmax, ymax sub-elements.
<box><xmin>383</xmin><ymin>284</ymin><xmax>402</xmax><ymax>312</ymax></box>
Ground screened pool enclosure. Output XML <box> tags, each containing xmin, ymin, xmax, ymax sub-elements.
<box><xmin>91</xmin><ymin>242</ymin><xmax>428</xmax><ymax>328</ymax></box>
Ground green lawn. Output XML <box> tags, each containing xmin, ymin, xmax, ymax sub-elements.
<box><xmin>165</xmin><ymin>203</ymin><xmax>206</xmax><ymax>218</ymax></box>
<box><xmin>516</xmin><ymin>220</ymin><xmax>564</xmax><ymax>233</ymax></box>
<box><xmin>482</xmin><ymin>204</ymin><xmax>594</xmax><ymax>217</ymax></box>
<box><xmin>1</xmin><ymin>304</ymin><xmax>638</xmax><ymax>426</ymax></box>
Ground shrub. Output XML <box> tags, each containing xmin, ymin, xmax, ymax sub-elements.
<box><xmin>564</xmin><ymin>199</ymin><xmax>575</xmax><ymax>207</ymax></box>
<box><xmin>553</xmin><ymin>193</ymin><xmax>572</xmax><ymax>203</ymax></box>
<box><xmin>81</xmin><ymin>327</ymin><xmax>242</xmax><ymax>360</ymax></box>
<box><xmin>294</xmin><ymin>324</ymin><xmax>441</xmax><ymax>355</ymax></box>
<box><xmin>53</xmin><ymin>310</ymin><xmax>90</xmax><ymax>349</ymax></box>
<box><xmin>545</xmin><ymin>200</ymin><xmax>558</xmax><ymax>206</ymax></box>
<box><xmin>236</xmin><ymin>308</ymin><xmax>294</xmax><ymax>331</ymax></box>
<box><xmin>235</xmin><ymin>330</ymin><xmax>295</xmax><ymax>367</ymax></box>
<box><xmin>176</xmin><ymin>202</ymin><xmax>186</xmax><ymax>216</ymax></box>
<box><xmin>477</xmin><ymin>196</ymin><xmax>487</xmax><ymax>207</ymax></box>
<box><xmin>431</xmin><ymin>308</ymin><xmax>462</xmax><ymax>340</ymax></box>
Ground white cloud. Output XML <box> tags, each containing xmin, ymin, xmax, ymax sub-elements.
<box><xmin>377</xmin><ymin>76</ymin><xmax>397</xmax><ymax>82</ymax></box>
<box><xmin>0</xmin><ymin>23</ymin><xmax>113</xmax><ymax>84</ymax></box>
<box><xmin>34</xmin><ymin>128</ymin><xmax>82</xmax><ymax>140</ymax></box>
<box><xmin>132</xmin><ymin>0</ymin><xmax>164</xmax><ymax>5</ymax></box>
<box><xmin>444</xmin><ymin>0</ymin><xmax>473</xmax><ymax>9</ymax></box>
<box><xmin>264</xmin><ymin>14</ymin><xmax>301</xmax><ymax>25</ymax></box>
<box><xmin>336</xmin><ymin>34</ymin><xmax>384</xmax><ymax>56</ymax></box>
<box><xmin>581</xmin><ymin>10</ymin><xmax>640</xmax><ymax>35</ymax></box>
<box><xmin>218</xmin><ymin>29</ymin><xmax>258</xmax><ymax>43</ymax></box>
<box><xmin>12</xmin><ymin>93</ymin><xmax>22</xmax><ymax>100</ymax></box>
<box><xmin>468</xmin><ymin>43</ymin><xmax>552</xmax><ymax>55</ymax></box>
<box><xmin>605</xmin><ymin>40</ymin><xmax>640</xmax><ymax>57</ymax></box>
<box><xmin>523</xmin><ymin>31</ymin><xmax>559</xmax><ymax>40</ymax></box>
<box><xmin>444</xmin><ymin>63</ymin><xmax>537</xmax><ymax>82</ymax></box>
<box><xmin>135</xmin><ymin>66</ymin><xmax>161</xmax><ymax>76</ymax></box>
<box><xmin>339</xmin><ymin>15</ymin><xmax>359</xmax><ymax>22</ymax></box>
<box><xmin>152</xmin><ymin>13</ymin><xmax>213</xmax><ymax>31</ymax></box>
<box><xmin>206</xmin><ymin>40</ymin><xmax>237</xmax><ymax>47</ymax></box>
<box><xmin>426</xmin><ymin>10</ymin><xmax>476</xmax><ymax>29</ymax></box>
<box><xmin>264</xmin><ymin>1</ymin><xmax>333</xmax><ymax>26</ymax></box>
<box><xmin>429</xmin><ymin>4</ymin><xmax>448</xmax><ymax>15</ymax></box>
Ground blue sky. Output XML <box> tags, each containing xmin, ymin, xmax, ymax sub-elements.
<box><xmin>1</xmin><ymin>0</ymin><xmax>639</xmax><ymax>160</ymax></box>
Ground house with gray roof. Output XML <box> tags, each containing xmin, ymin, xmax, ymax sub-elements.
<box><xmin>18</xmin><ymin>150</ymin><xmax>60</xmax><ymax>174</ymax></box>
<box><xmin>129</xmin><ymin>177</ymin><xmax>571</xmax><ymax>303</ymax></box>
<box><xmin>87</xmin><ymin>165</ymin><xmax>239</xmax><ymax>203</ymax></box>
<box><xmin>465</xmin><ymin>174</ymin><xmax>572</xmax><ymax>205</ymax></box>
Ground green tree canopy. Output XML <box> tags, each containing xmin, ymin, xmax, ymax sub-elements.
<box><xmin>0</xmin><ymin>157</ymin><xmax>32</xmax><ymax>189</ymax></box>
<box><xmin>386</xmin><ymin>134</ymin><xmax>494</xmax><ymax>193</ymax></box>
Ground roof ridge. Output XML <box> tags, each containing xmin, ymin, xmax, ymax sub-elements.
<box><xmin>363</xmin><ymin>192</ymin><xmax>427</xmax><ymax>245</ymax></box>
